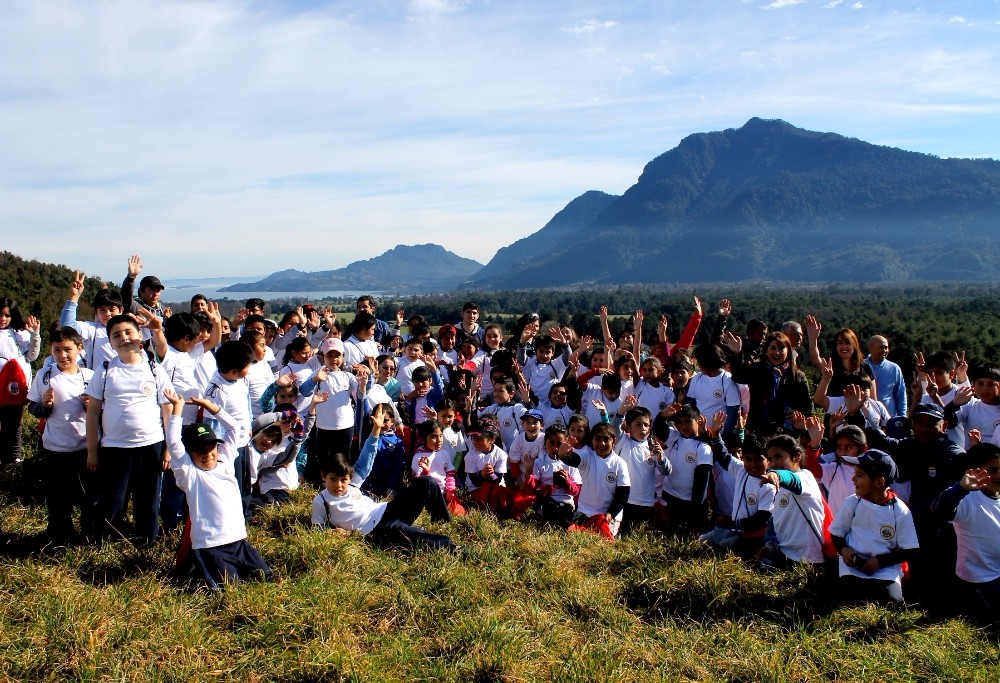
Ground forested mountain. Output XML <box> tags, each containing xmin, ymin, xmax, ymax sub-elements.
<box><xmin>464</xmin><ymin>118</ymin><xmax>1000</xmax><ymax>288</ymax></box>
<box><xmin>220</xmin><ymin>244</ymin><xmax>483</xmax><ymax>293</ymax></box>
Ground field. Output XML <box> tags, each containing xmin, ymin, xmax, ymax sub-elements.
<box><xmin>2</xmin><ymin>433</ymin><xmax>999</xmax><ymax>682</ymax></box>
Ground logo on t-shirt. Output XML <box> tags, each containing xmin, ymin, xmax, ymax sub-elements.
<box><xmin>606</xmin><ymin>473</ymin><xmax>617</xmax><ymax>484</ymax></box>
<box><xmin>503</xmin><ymin>418</ymin><xmax>513</xmax><ymax>429</ymax></box>
<box><xmin>713</xmin><ymin>389</ymin><xmax>724</xmax><ymax>399</ymax></box>
<box><xmin>684</xmin><ymin>452</ymin><xmax>696</xmax><ymax>464</ymax></box>
<box><xmin>778</xmin><ymin>494</ymin><xmax>789</xmax><ymax>508</ymax></box>
<box><xmin>351</xmin><ymin>491</ymin><xmax>361</xmax><ymax>500</ymax></box>
<box><xmin>659</xmin><ymin>402</ymin><xmax>667</xmax><ymax>411</ymax></box>
<box><xmin>646</xmin><ymin>456</ymin><xmax>655</xmax><ymax>465</ymax></box>
<box><xmin>880</xmin><ymin>525</ymin><xmax>895</xmax><ymax>541</ymax></box>
<box><xmin>140</xmin><ymin>381</ymin><xmax>156</xmax><ymax>396</ymax></box>
<box><xmin>747</xmin><ymin>494</ymin><xmax>758</xmax><ymax>506</ymax></box>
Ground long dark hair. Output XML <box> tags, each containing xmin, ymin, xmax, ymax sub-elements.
<box><xmin>0</xmin><ymin>297</ymin><xmax>26</xmax><ymax>330</ymax></box>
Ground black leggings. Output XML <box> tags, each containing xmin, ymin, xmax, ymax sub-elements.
<box><xmin>367</xmin><ymin>478</ymin><xmax>455</xmax><ymax>552</ymax></box>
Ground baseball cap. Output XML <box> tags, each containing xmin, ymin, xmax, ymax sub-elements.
<box><xmin>320</xmin><ymin>337</ymin><xmax>344</xmax><ymax>355</ymax></box>
<box><xmin>843</xmin><ymin>449</ymin><xmax>898</xmax><ymax>484</ymax></box>
<box><xmin>139</xmin><ymin>275</ymin><xmax>164</xmax><ymax>291</ymax></box>
<box><xmin>181</xmin><ymin>423</ymin><xmax>222</xmax><ymax>453</ymax></box>
<box><xmin>912</xmin><ymin>403</ymin><xmax>945</xmax><ymax>421</ymax></box>
<box><xmin>521</xmin><ymin>409</ymin><xmax>544</xmax><ymax>422</ymax></box>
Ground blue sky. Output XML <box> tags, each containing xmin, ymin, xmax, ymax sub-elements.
<box><xmin>2</xmin><ymin>0</ymin><xmax>998</xmax><ymax>281</ymax></box>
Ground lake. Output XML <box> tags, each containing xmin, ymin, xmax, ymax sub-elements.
<box><xmin>159</xmin><ymin>278</ymin><xmax>388</xmax><ymax>306</ymax></box>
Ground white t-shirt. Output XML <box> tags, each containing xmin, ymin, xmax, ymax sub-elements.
<box><xmin>255</xmin><ymin>434</ymin><xmax>301</xmax><ymax>495</ymax></box>
<box><xmin>615</xmin><ymin>434</ymin><xmax>661</xmax><ymax>507</ymax></box>
<box><xmin>581</xmin><ymin>383</ymin><xmax>622</xmax><ymax>428</ymax></box>
<box><xmin>662</xmin><ymin>432</ymin><xmax>713</xmax><ymax>502</ymax></box>
<box><xmin>827</xmin><ymin>396</ymin><xmax>890</xmax><ymax>429</ymax></box>
<box><xmin>204</xmin><ymin>371</ymin><xmax>252</xmax><ymax>446</ymax></box>
<box><xmin>313</xmin><ymin>370</ymin><xmax>359</xmax><ymax>431</ymax></box>
<box><xmin>28</xmin><ymin>365</ymin><xmax>93</xmax><ymax>452</ymax></box>
<box><xmin>953</xmin><ymin>398</ymin><xmax>1000</xmax><ymax>445</ymax></box>
<box><xmin>160</xmin><ymin>345</ymin><xmax>202</xmax><ymax>424</ymax></box>
<box><xmin>280</xmin><ymin>357</ymin><xmax>321</xmax><ymax>414</ymax></box>
<box><xmin>770</xmin><ymin>469</ymin><xmax>826</xmax><ymax>564</ymax></box>
<box><xmin>343</xmin><ymin>336</ymin><xmax>380</xmax><ymax>371</ymax></box>
<box><xmin>686</xmin><ymin>371</ymin><xmax>741</xmax><ymax>420</ymax></box>
<box><xmin>311</xmin><ymin>487</ymin><xmax>386</xmax><ymax>534</ymax></box>
<box><xmin>631</xmin><ymin>380</ymin><xmax>675</xmax><ymax>416</ymax></box>
<box><xmin>522</xmin><ymin>357</ymin><xmax>567</xmax><ymax>407</ymax></box>
<box><xmin>951</xmin><ymin>490</ymin><xmax>1000</xmax><ymax>583</ymax></box>
<box><xmin>246</xmin><ymin>360</ymin><xmax>275</xmax><ymax>419</ymax></box>
<box><xmin>166</xmin><ymin>414</ymin><xmax>246</xmax><ymax>550</ymax></box>
<box><xmin>412</xmin><ymin>448</ymin><xmax>454</xmax><ymax>492</ymax></box>
<box><xmin>574</xmin><ymin>447</ymin><xmax>630</xmax><ymax>519</ymax></box>
<box><xmin>829</xmin><ymin>494</ymin><xmax>919</xmax><ymax>583</ymax></box>
<box><xmin>818</xmin><ymin>456</ymin><xmax>857</xmax><ymax>519</ymax></box>
<box><xmin>539</xmin><ymin>404</ymin><xmax>574</xmax><ymax>430</ymax></box>
<box><xmin>507</xmin><ymin>432</ymin><xmax>545</xmax><ymax>468</ymax></box>
<box><xmin>464</xmin><ymin>445</ymin><xmax>508</xmax><ymax>491</ymax></box>
<box><xmin>86</xmin><ymin>356</ymin><xmax>172</xmax><ymax>448</ymax></box>
<box><xmin>531</xmin><ymin>452</ymin><xmax>581</xmax><ymax>505</ymax></box>
<box><xmin>721</xmin><ymin>457</ymin><xmax>776</xmax><ymax>523</ymax></box>
<box><xmin>395</xmin><ymin>356</ymin><xmax>423</xmax><ymax>396</ymax></box>
<box><xmin>478</xmin><ymin>403</ymin><xmax>526</xmax><ymax>451</ymax></box>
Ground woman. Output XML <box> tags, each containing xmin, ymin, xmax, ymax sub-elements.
<box><xmin>506</xmin><ymin>312</ymin><xmax>541</xmax><ymax>365</ymax></box>
<box><xmin>724</xmin><ymin>330</ymin><xmax>812</xmax><ymax>436</ymax></box>
<box><xmin>804</xmin><ymin>315</ymin><xmax>873</xmax><ymax>397</ymax></box>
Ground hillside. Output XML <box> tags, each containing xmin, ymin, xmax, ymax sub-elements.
<box><xmin>220</xmin><ymin>244</ymin><xmax>483</xmax><ymax>293</ymax></box>
<box><xmin>464</xmin><ymin>118</ymin><xmax>1000</xmax><ymax>288</ymax></box>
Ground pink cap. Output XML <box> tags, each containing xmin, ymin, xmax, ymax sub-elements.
<box><xmin>320</xmin><ymin>337</ymin><xmax>344</xmax><ymax>355</ymax></box>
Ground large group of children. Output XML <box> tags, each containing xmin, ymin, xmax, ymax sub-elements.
<box><xmin>0</xmin><ymin>256</ymin><xmax>997</xmax><ymax>621</ymax></box>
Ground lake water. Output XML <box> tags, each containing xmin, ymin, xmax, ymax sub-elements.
<box><xmin>159</xmin><ymin>278</ymin><xmax>387</xmax><ymax>305</ymax></box>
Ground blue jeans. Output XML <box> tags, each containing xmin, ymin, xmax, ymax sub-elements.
<box><xmin>98</xmin><ymin>442</ymin><xmax>164</xmax><ymax>546</ymax></box>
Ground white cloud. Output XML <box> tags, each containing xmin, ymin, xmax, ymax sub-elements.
<box><xmin>948</xmin><ymin>16</ymin><xmax>967</xmax><ymax>24</ymax></box>
<box><xmin>823</xmin><ymin>1</ymin><xmax>843</xmax><ymax>8</ymax></box>
<box><xmin>764</xmin><ymin>0</ymin><xmax>803</xmax><ymax>9</ymax></box>
<box><xmin>563</xmin><ymin>19</ymin><xmax>619</xmax><ymax>34</ymax></box>
<box><xmin>852</xmin><ymin>2</ymin><xmax>864</xmax><ymax>8</ymax></box>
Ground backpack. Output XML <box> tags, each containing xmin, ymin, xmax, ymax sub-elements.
<box><xmin>0</xmin><ymin>359</ymin><xmax>29</xmax><ymax>407</ymax></box>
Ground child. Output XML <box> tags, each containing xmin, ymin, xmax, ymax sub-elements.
<box><xmin>615</xmin><ymin>406</ymin><xmax>670</xmax><ymax>535</ymax></box>
<box><xmin>300</xmin><ymin>338</ymin><xmax>363</xmax><ymax>472</ymax></box>
<box><xmin>464</xmin><ymin>415</ymin><xmax>531</xmax><ymax>518</ymax></box>
<box><xmin>829</xmin><ymin>450</ymin><xmax>919</xmax><ymax>605</ymax></box>
<box><xmin>278</xmin><ymin>337</ymin><xmax>319</xmax><ymax>414</ymax></box>
<box><xmin>163</xmin><ymin>390</ymin><xmax>273</xmax><ymax>589</ymax></box>
<box><xmin>358</xmin><ymin>402</ymin><xmax>408</xmax><ymax>500</ymax></box>
<box><xmin>477</xmin><ymin>377</ymin><xmax>527</xmax><ymax>451</ymax></box>
<box><xmin>203</xmin><ymin>341</ymin><xmax>255</xmax><ymax>447</ymax></box>
<box><xmin>558</xmin><ymin>422</ymin><xmax>631</xmax><ymax>540</ymax></box>
<box><xmin>241</xmin><ymin>329</ymin><xmax>276</xmax><ymax>419</ymax></box>
<box><xmin>0</xmin><ymin>296</ymin><xmax>40</xmax><ymax>464</ymax></box>
<box><xmin>807</xmin><ymin>424</ymin><xmax>868</xmax><ymax>518</ymax></box>
<box><xmin>814</xmin><ymin>364</ymin><xmax>889</xmax><ymax>430</ymax></box>
<box><xmin>632</xmin><ymin>357</ymin><xmax>676</xmax><ymax>417</ymax></box>
<box><xmin>945</xmin><ymin>363</ymin><xmax>1000</xmax><ymax>445</ymax></box>
<box><xmin>539</xmin><ymin>383</ymin><xmax>574</xmax><ymax>430</ymax></box>
<box><xmin>26</xmin><ymin>326</ymin><xmax>98</xmax><ymax>539</ymax></box>
<box><xmin>579</xmin><ymin>373</ymin><xmax>623</xmax><ymax>429</ymax></box>
<box><xmin>412</xmin><ymin>420</ymin><xmax>464</xmax><ymax>515</ymax></box>
<box><xmin>657</xmin><ymin>404</ymin><xmax>713</xmax><ymax>533</ymax></box>
<box><xmin>686</xmin><ymin>344</ymin><xmax>741</xmax><ymax>435</ymax></box>
<box><xmin>86</xmin><ymin>314</ymin><xmax>174</xmax><ymax>546</ymax></box>
<box><xmin>520</xmin><ymin>424</ymin><xmax>582</xmax><ymax>529</ymax></box>
<box><xmin>917</xmin><ymin>351</ymin><xmax>970</xmax><ymax>447</ymax></box>
<box><xmin>668</xmin><ymin>358</ymin><xmax>695</xmax><ymax>404</ymax></box>
<box><xmin>342</xmin><ymin>312</ymin><xmax>380</xmax><ymax>374</ymax></box>
<box><xmin>252</xmin><ymin>400</ymin><xmax>314</xmax><ymax>509</ymax></box>
<box><xmin>312</xmin><ymin>404</ymin><xmax>457</xmax><ymax>552</ymax></box>
<box><xmin>395</xmin><ymin>337</ymin><xmax>426</xmax><ymax>397</ymax></box>
<box><xmin>520</xmin><ymin>335</ymin><xmax>568</xmax><ymax>408</ymax></box>
<box><xmin>702</xmin><ymin>424</ymin><xmax>775</xmax><ymax>559</ymax></box>
<box><xmin>931</xmin><ymin>443</ymin><xmax>1000</xmax><ymax>619</ymax></box>
<box><xmin>759</xmin><ymin>434</ymin><xmax>830</xmax><ymax>568</ymax></box>
<box><xmin>59</xmin><ymin>271</ymin><xmax>122</xmax><ymax>370</ymax></box>
<box><xmin>507</xmin><ymin>409</ymin><xmax>546</xmax><ymax>486</ymax></box>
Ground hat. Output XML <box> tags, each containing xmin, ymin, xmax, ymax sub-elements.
<box><xmin>139</xmin><ymin>275</ymin><xmax>164</xmax><ymax>291</ymax></box>
<box><xmin>834</xmin><ymin>424</ymin><xmax>867</xmax><ymax>447</ymax></box>
<box><xmin>319</xmin><ymin>337</ymin><xmax>344</xmax><ymax>355</ymax></box>
<box><xmin>439</xmin><ymin>324</ymin><xmax>457</xmax><ymax>335</ymax></box>
<box><xmin>912</xmin><ymin>403</ymin><xmax>945</xmax><ymax>421</ymax></box>
<box><xmin>521</xmin><ymin>409</ymin><xmax>544</xmax><ymax>423</ymax></box>
<box><xmin>251</xmin><ymin>411</ymin><xmax>291</xmax><ymax>440</ymax></box>
<box><xmin>885</xmin><ymin>416</ymin><xmax>911</xmax><ymax>439</ymax></box>
<box><xmin>181</xmin><ymin>423</ymin><xmax>222</xmax><ymax>453</ymax></box>
<box><xmin>476</xmin><ymin>414</ymin><xmax>500</xmax><ymax>437</ymax></box>
<box><xmin>843</xmin><ymin>449</ymin><xmax>898</xmax><ymax>484</ymax></box>
<box><xmin>459</xmin><ymin>332</ymin><xmax>480</xmax><ymax>348</ymax></box>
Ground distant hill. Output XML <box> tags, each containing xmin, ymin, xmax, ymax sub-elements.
<box><xmin>219</xmin><ymin>244</ymin><xmax>483</xmax><ymax>293</ymax></box>
<box><xmin>464</xmin><ymin>118</ymin><xmax>1000</xmax><ymax>288</ymax></box>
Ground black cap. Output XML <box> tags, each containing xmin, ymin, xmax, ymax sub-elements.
<box><xmin>912</xmin><ymin>403</ymin><xmax>945</xmax><ymax>421</ymax></box>
<box><xmin>181</xmin><ymin>423</ymin><xmax>222</xmax><ymax>453</ymax></box>
<box><xmin>843</xmin><ymin>449</ymin><xmax>898</xmax><ymax>484</ymax></box>
<box><xmin>139</xmin><ymin>275</ymin><xmax>164</xmax><ymax>291</ymax></box>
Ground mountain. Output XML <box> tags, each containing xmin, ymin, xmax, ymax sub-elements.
<box><xmin>464</xmin><ymin>118</ymin><xmax>1000</xmax><ymax>287</ymax></box>
<box><xmin>219</xmin><ymin>244</ymin><xmax>483</xmax><ymax>293</ymax></box>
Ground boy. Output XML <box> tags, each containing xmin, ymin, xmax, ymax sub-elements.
<box><xmin>60</xmin><ymin>269</ymin><xmax>123</xmax><ymax>370</ymax></box>
<box><xmin>204</xmin><ymin>341</ymin><xmax>255</xmax><ymax>446</ymax></box>
<box><xmin>312</xmin><ymin>404</ymin><xmax>456</xmax><ymax>552</ymax></box>
<box><xmin>163</xmin><ymin>390</ymin><xmax>273</xmax><ymax>589</ymax></box>
<box><xmin>919</xmin><ymin>351</ymin><xmax>970</xmax><ymax>447</ymax></box>
<box><xmin>945</xmin><ymin>363</ymin><xmax>1000</xmax><ymax>446</ymax></box>
<box><xmin>27</xmin><ymin>326</ymin><xmax>98</xmax><ymax>539</ymax></box>
<box><xmin>657</xmin><ymin>404</ymin><xmax>713</xmax><ymax>532</ymax></box>
<box><xmin>931</xmin><ymin>443</ymin><xmax>1000</xmax><ymax>620</ymax></box>
<box><xmin>579</xmin><ymin>373</ymin><xmax>623</xmax><ymax>429</ymax></box>
<box><xmin>686</xmin><ymin>344</ymin><xmax>741</xmax><ymax>435</ymax></box>
<box><xmin>507</xmin><ymin>409</ymin><xmax>546</xmax><ymax>485</ymax></box>
<box><xmin>539</xmin><ymin>383</ymin><xmax>574</xmax><ymax>430</ymax></box>
<box><xmin>86</xmin><ymin>314</ymin><xmax>174</xmax><ymax>546</ymax></box>
<box><xmin>120</xmin><ymin>254</ymin><xmax>166</xmax><ymax>338</ymax></box>
<box><xmin>459</xmin><ymin>301</ymin><xmax>485</xmax><ymax>345</ymax></box>
<box><xmin>521</xmin><ymin>335</ymin><xmax>568</xmax><ymax>409</ymax></box>
<box><xmin>396</xmin><ymin>337</ymin><xmax>426</xmax><ymax>397</ymax></box>
<box><xmin>816</xmin><ymin>367</ymin><xmax>890</xmax><ymax>430</ymax></box>
<box><xmin>830</xmin><ymin>450</ymin><xmax>919</xmax><ymax>605</ymax></box>
<box><xmin>806</xmin><ymin>424</ymin><xmax>868</xmax><ymax>517</ymax></box>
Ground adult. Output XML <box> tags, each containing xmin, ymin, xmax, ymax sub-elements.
<box><xmin>459</xmin><ymin>301</ymin><xmax>486</xmax><ymax>345</ymax></box>
<box><xmin>120</xmin><ymin>254</ymin><xmax>167</xmax><ymax>331</ymax></box>
<box><xmin>805</xmin><ymin>315</ymin><xmax>873</xmax><ymax>397</ymax></box>
<box><xmin>356</xmin><ymin>295</ymin><xmax>403</xmax><ymax>348</ymax></box>
<box><xmin>781</xmin><ymin>321</ymin><xmax>804</xmax><ymax>359</ymax></box>
<box><xmin>506</xmin><ymin>312</ymin><xmax>541</xmax><ymax>365</ymax></box>
<box><xmin>863</xmin><ymin>335</ymin><xmax>907</xmax><ymax>417</ymax></box>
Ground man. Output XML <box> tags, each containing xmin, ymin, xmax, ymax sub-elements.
<box><xmin>863</xmin><ymin>335</ymin><xmax>907</xmax><ymax>417</ymax></box>
<box><xmin>459</xmin><ymin>301</ymin><xmax>486</xmax><ymax>345</ymax></box>
<box><xmin>120</xmin><ymin>254</ymin><xmax>166</xmax><ymax>340</ymax></box>
<box><xmin>356</xmin><ymin>295</ymin><xmax>401</xmax><ymax>348</ymax></box>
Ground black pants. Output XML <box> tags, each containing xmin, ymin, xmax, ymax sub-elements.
<box><xmin>98</xmin><ymin>442</ymin><xmax>164</xmax><ymax>546</ymax></box>
<box><xmin>367</xmin><ymin>477</ymin><xmax>455</xmax><ymax>552</ymax></box>
<box><xmin>838</xmin><ymin>574</ymin><xmax>905</xmax><ymax>605</ymax></box>
<box><xmin>539</xmin><ymin>498</ymin><xmax>576</xmax><ymax>529</ymax></box>
<box><xmin>0</xmin><ymin>404</ymin><xmax>24</xmax><ymax>464</ymax></box>
<box><xmin>191</xmin><ymin>539</ymin><xmax>273</xmax><ymax>590</ymax></box>
<box><xmin>620</xmin><ymin>502</ymin><xmax>654</xmax><ymax>536</ymax></box>
<box><xmin>44</xmin><ymin>448</ymin><xmax>100</xmax><ymax>539</ymax></box>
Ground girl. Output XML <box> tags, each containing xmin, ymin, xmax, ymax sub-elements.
<box><xmin>506</xmin><ymin>312</ymin><xmax>540</xmax><ymax>365</ymax></box>
<box><xmin>520</xmin><ymin>424</ymin><xmax>582</xmax><ymax>529</ymax></box>
<box><xmin>241</xmin><ymin>330</ymin><xmax>277</xmax><ymax>419</ymax></box>
<box><xmin>300</xmin><ymin>338</ymin><xmax>363</xmax><ymax>484</ymax></box>
<box><xmin>615</xmin><ymin>407</ymin><xmax>670</xmax><ymax>535</ymax></box>
<box><xmin>413</xmin><ymin>420</ymin><xmax>465</xmax><ymax>515</ymax></box>
<box><xmin>278</xmin><ymin>337</ymin><xmax>318</xmax><ymax>414</ymax></box>
<box><xmin>0</xmin><ymin>296</ymin><xmax>41</xmax><ymax>464</ymax></box>
<box><xmin>559</xmin><ymin>422</ymin><xmax>631</xmax><ymax>540</ymax></box>
<box><xmin>312</xmin><ymin>404</ymin><xmax>456</xmax><ymax>553</ymax></box>
<box><xmin>464</xmin><ymin>415</ymin><xmax>533</xmax><ymax>519</ymax></box>
<box><xmin>723</xmin><ymin>330</ymin><xmax>812</xmax><ymax>435</ymax></box>
<box><xmin>687</xmin><ymin>344</ymin><xmax>741</xmax><ymax>435</ymax></box>
<box><xmin>760</xmin><ymin>434</ymin><xmax>830</xmax><ymax>568</ymax></box>
<box><xmin>632</xmin><ymin>357</ymin><xmax>676</xmax><ymax>416</ymax></box>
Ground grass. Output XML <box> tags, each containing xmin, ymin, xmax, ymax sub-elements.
<box><xmin>2</xmin><ymin>444</ymin><xmax>999</xmax><ymax>681</ymax></box>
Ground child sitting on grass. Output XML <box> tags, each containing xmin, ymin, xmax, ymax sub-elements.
<box><xmin>829</xmin><ymin>449</ymin><xmax>919</xmax><ymax>606</ymax></box>
<box><xmin>559</xmin><ymin>422</ymin><xmax>631</xmax><ymax>540</ymax></box>
<box><xmin>412</xmin><ymin>419</ymin><xmax>465</xmax><ymax>515</ymax></box>
<box><xmin>520</xmin><ymin>424</ymin><xmax>582</xmax><ymax>529</ymax></box>
<box><xmin>312</xmin><ymin>404</ymin><xmax>457</xmax><ymax>553</ymax></box>
<box><xmin>164</xmin><ymin>390</ymin><xmax>273</xmax><ymax>590</ymax></box>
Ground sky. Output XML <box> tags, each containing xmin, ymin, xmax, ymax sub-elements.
<box><xmin>2</xmin><ymin>0</ymin><xmax>998</xmax><ymax>282</ymax></box>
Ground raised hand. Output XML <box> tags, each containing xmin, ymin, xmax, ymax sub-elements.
<box><xmin>967</xmin><ymin>429</ymin><xmax>982</xmax><ymax>447</ymax></box>
<box><xmin>843</xmin><ymin>384</ymin><xmax>864</xmax><ymax>414</ymax></box>
<box><xmin>820</xmin><ymin>357</ymin><xmax>834</xmax><ymax>380</ymax></box>
<box><xmin>24</xmin><ymin>315</ymin><xmax>40</xmax><ymax>334</ymax></box>
<box><xmin>953</xmin><ymin>385</ymin><xmax>975</xmax><ymax>407</ymax></box>
<box><xmin>692</xmin><ymin>296</ymin><xmax>702</xmax><ymax>316</ymax></box>
<box><xmin>805</xmin><ymin>416</ymin><xmax>824</xmax><ymax>446</ymax></box>
<box><xmin>127</xmin><ymin>254</ymin><xmax>143</xmax><ymax>277</ymax></box>
<box><xmin>707</xmin><ymin>409</ymin><xmax>727</xmax><ymax>438</ymax></box>
<box><xmin>718</xmin><ymin>299</ymin><xmax>732</xmax><ymax>317</ymax></box>
<box><xmin>277</xmin><ymin>372</ymin><xmax>296</xmax><ymax>388</ymax></box>
<box><xmin>804</xmin><ymin>315</ymin><xmax>821</xmax><ymax>340</ymax></box>
<box><xmin>599</xmin><ymin>305</ymin><xmax>609</xmax><ymax>322</ymax></box>
<box><xmin>960</xmin><ymin>466</ymin><xmax>994</xmax><ymax>491</ymax></box>
<box><xmin>956</xmin><ymin>351</ymin><xmax>969</xmax><ymax>383</ymax></box>
<box><xmin>721</xmin><ymin>330</ymin><xmax>742</xmax><ymax>353</ymax></box>
<box><xmin>69</xmin><ymin>270</ymin><xmax>86</xmax><ymax>302</ymax></box>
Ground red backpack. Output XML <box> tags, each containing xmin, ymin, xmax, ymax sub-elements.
<box><xmin>0</xmin><ymin>359</ymin><xmax>29</xmax><ymax>406</ymax></box>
